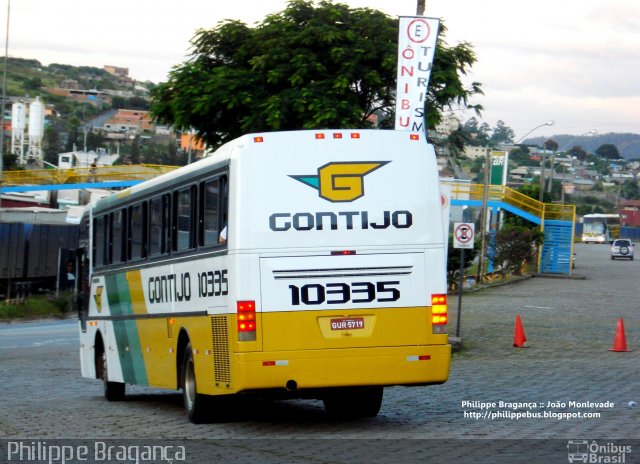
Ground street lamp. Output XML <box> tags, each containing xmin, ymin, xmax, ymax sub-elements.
<box><xmin>559</xmin><ymin>130</ymin><xmax>597</xmax><ymax>153</ymax></box>
<box><xmin>526</xmin><ymin>120</ymin><xmax>556</xmax><ymax>202</ymax></box>
<box><xmin>515</xmin><ymin>120</ymin><xmax>555</xmax><ymax>145</ymax></box>
<box><xmin>506</xmin><ymin>120</ymin><xmax>555</xmax><ymax>201</ymax></box>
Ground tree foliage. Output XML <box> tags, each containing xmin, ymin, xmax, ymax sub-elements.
<box><xmin>566</xmin><ymin>145</ymin><xmax>587</xmax><ymax>161</ymax></box>
<box><xmin>620</xmin><ymin>179</ymin><xmax>640</xmax><ymax>200</ymax></box>
<box><xmin>457</xmin><ymin>117</ymin><xmax>515</xmax><ymax>148</ymax></box>
<box><xmin>150</xmin><ymin>0</ymin><xmax>482</xmax><ymax>147</ymax></box>
<box><xmin>595</xmin><ymin>143</ymin><xmax>622</xmax><ymax>160</ymax></box>
<box><xmin>488</xmin><ymin>120</ymin><xmax>514</xmax><ymax>145</ymax></box>
<box><xmin>494</xmin><ymin>223</ymin><xmax>544</xmax><ymax>275</ymax></box>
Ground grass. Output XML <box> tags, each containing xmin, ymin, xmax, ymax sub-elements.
<box><xmin>0</xmin><ymin>293</ymin><xmax>75</xmax><ymax>321</ymax></box>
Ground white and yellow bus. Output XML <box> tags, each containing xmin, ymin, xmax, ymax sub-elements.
<box><xmin>78</xmin><ymin>129</ymin><xmax>451</xmax><ymax>422</ymax></box>
<box><xmin>581</xmin><ymin>213</ymin><xmax>621</xmax><ymax>244</ymax></box>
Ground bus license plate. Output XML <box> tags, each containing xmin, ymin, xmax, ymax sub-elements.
<box><xmin>330</xmin><ymin>317</ymin><xmax>365</xmax><ymax>331</ymax></box>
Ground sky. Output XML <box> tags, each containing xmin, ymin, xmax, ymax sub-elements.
<box><xmin>5</xmin><ymin>0</ymin><xmax>640</xmax><ymax>139</ymax></box>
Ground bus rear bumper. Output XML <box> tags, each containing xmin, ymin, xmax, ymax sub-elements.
<box><xmin>228</xmin><ymin>344</ymin><xmax>451</xmax><ymax>394</ymax></box>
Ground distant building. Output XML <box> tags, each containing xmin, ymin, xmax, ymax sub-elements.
<box><xmin>103</xmin><ymin>65</ymin><xmax>134</xmax><ymax>86</ymax></box>
<box><xmin>46</xmin><ymin>87</ymin><xmax>109</xmax><ymax>105</ymax></box>
<box><xmin>180</xmin><ymin>132</ymin><xmax>206</xmax><ymax>154</ymax></box>
<box><xmin>463</xmin><ymin>146</ymin><xmax>490</xmax><ymax>160</ymax></box>
<box><xmin>619</xmin><ymin>200</ymin><xmax>640</xmax><ymax>227</ymax></box>
<box><xmin>58</xmin><ymin>148</ymin><xmax>119</xmax><ymax>169</ymax></box>
<box><xmin>103</xmin><ymin>109</ymin><xmax>153</xmax><ymax>134</ymax></box>
<box><xmin>434</xmin><ymin>114</ymin><xmax>460</xmax><ymax>136</ymax></box>
<box><xmin>104</xmin><ymin>65</ymin><xmax>129</xmax><ymax>78</ymax></box>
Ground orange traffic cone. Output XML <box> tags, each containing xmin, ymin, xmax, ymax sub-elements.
<box><xmin>609</xmin><ymin>318</ymin><xmax>631</xmax><ymax>352</ymax></box>
<box><xmin>513</xmin><ymin>314</ymin><xmax>528</xmax><ymax>348</ymax></box>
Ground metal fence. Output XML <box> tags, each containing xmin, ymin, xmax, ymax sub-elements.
<box><xmin>2</xmin><ymin>164</ymin><xmax>179</xmax><ymax>186</ymax></box>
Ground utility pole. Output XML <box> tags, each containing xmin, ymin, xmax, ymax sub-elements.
<box><xmin>0</xmin><ymin>0</ymin><xmax>10</xmax><ymax>210</ymax></box>
<box><xmin>416</xmin><ymin>0</ymin><xmax>425</xmax><ymax>15</ymax></box>
<box><xmin>539</xmin><ymin>142</ymin><xmax>547</xmax><ymax>202</ymax></box>
<box><xmin>477</xmin><ymin>148</ymin><xmax>490</xmax><ymax>285</ymax></box>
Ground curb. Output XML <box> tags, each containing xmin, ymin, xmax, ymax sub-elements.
<box><xmin>533</xmin><ymin>273</ymin><xmax>587</xmax><ymax>280</ymax></box>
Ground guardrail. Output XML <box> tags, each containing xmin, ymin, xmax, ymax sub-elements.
<box><xmin>448</xmin><ymin>182</ymin><xmax>575</xmax><ymax>223</ymax></box>
<box><xmin>1</xmin><ymin>164</ymin><xmax>179</xmax><ymax>186</ymax></box>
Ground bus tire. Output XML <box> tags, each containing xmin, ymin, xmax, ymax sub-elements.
<box><xmin>182</xmin><ymin>343</ymin><xmax>208</xmax><ymax>424</ymax></box>
<box><xmin>323</xmin><ymin>386</ymin><xmax>383</xmax><ymax>419</ymax></box>
<box><xmin>101</xmin><ymin>352</ymin><xmax>125</xmax><ymax>402</ymax></box>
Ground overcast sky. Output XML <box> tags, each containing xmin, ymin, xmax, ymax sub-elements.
<box><xmin>6</xmin><ymin>0</ymin><xmax>639</xmax><ymax>139</ymax></box>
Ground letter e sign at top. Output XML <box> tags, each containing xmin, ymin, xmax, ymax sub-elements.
<box><xmin>407</xmin><ymin>19</ymin><xmax>431</xmax><ymax>43</ymax></box>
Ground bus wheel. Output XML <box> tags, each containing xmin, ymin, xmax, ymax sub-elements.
<box><xmin>182</xmin><ymin>343</ymin><xmax>208</xmax><ymax>423</ymax></box>
<box><xmin>101</xmin><ymin>352</ymin><xmax>125</xmax><ymax>401</ymax></box>
<box><xmin>323</xmin><ymin>386</ymin><xmax>383</xmax><ymax>419</ymax></box>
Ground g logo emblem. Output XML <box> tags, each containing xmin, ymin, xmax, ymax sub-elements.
<box><xmin>290</xmin><ymin>161</ymin><xmax>389</xmax><ymax>203</ymax></box>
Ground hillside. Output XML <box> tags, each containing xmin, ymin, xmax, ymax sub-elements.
<box><xmin>2</xmin><ymin>57</ymin><xmax>142</xmax><ymax>98</ymax></box>
<box><xmin>525</xmin><ymin>133</ymin><xmax>640</xmax><ymax>161</ymax></box>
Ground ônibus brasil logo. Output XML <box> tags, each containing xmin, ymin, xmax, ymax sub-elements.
<box><xmin>290</xmin><ymin>161</ymin><xmax>390</xmax><ymax>203</ymax></box>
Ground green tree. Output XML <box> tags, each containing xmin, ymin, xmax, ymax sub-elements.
<box><xmin>488</xmin><ymin>120</ymin><xmax>514</xmax><ymax>145</ymax></box>
<box><xmin>64</xmin><ymin>116</ymin><xmax>82</xmax><ymax>151</ymax></box>
<box><xmin>129</xmin><ymin>135</ymin><xmax>141</xmax><ymax>164</ymax></box>
<box><xmin>494</xmin><ymin>223</ymin><xmax>544</xmax><ymax>275</ymax></box>
<box><xmin>150</xmin><ymin>0</ymin><xmax>482</xmax><ymax>147</ymax></box>
<box><xmin>509</xmin><ymin>145</ymin><xmax>536</xmax><ymax>167</ymax></box>
<box><xmin>566</xmin><ymin>145</ymin><xmax>587</xmax><ymax>161</ymax></box>
<box><xmin>460</xmin><ymin>117</ymin><xmax>489</xmax><ymax>146</ymax></box>
<box><xmin>595</xmin><ymin>143</ymin><xmax>621</xmax><ymax>160</ymax></box>
<box><xmin>517</xmin><ymin>182</ymin><xmax>552</xmax><ymax>204</ymax></box>
<box><xmin>43</xmin><ymin>125</ymin><xmax>64</xmax><ymax>164</ymax></box>
<box><xmin>620</xmin><ymin>179</ymin><xmax>640</xmax><ymax>200</ymax></box>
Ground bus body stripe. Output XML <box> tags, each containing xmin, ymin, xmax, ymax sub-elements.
<box><xmin>106</xmin><ymin>273</ymin><xmax>148</xmax><ymax>386</ymax></box>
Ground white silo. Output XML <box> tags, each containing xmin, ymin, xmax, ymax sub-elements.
<box><xmin>11</xmin><ymin>101</ymin><xmax>26</xmax><ymax>163</ymax></box>
<box><xmin>27</xmin><ymin>96</ymin><xmax>45</xmax><ymax>162</ymax></box>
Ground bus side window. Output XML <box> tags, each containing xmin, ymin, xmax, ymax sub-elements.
<box><xmin>174</xmin><ymin>186</ymin><xmax>196</xmax><ymax>252</ymax></box>
<box><xmin>129</xmin><ymin>202</ymin><xmax>147</xmax><ymax>261</ymax></box>
<box><xmin>110</xmin><ymin>210</ymin><xmax>126</xmax><ymax>264</ymax></box>
<box><xmin>220</xmin><ymin>175</ymin><xmax>228</xmax><ymax>242</ymax></box>
<box><xmin>200</xmin><ymin>178</ymin><xmax>221</xmax><ymax>246</ymax></box>
<box><xmin>93</xmin><ymin>215</ymin><xmax>106</xmax><ymax>268</ymax></box>
<box><xmin>149</xmin><ymin>194</ymin><xmax>171</xmax><ymax>256</ymax></box>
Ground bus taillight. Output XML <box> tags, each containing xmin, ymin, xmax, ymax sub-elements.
<box><xmin>431</xmin><ymin>294</ymin><xmax>448</xmax><ymax>333</ymax></box>
<box><xmin>237</xmin><ymin>300</ymin><xmax>257</xmax><ymax>341</ymax></box>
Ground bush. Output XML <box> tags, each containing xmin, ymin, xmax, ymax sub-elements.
<box><xmin>494</xmin><ymin>224</ymin><xmax>544</xmax><ymax>275</ymax></box>
<box><xmin>0</xmin><ymin>294</ymin><xmax>74</xmax><ymax>320</ymax></box>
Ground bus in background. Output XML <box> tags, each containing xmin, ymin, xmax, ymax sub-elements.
<box><xmin>581</xmin><ymin>213</ymin><xmax>621</xmax><ymax>244</ymax></box>
<box><xmin>78</xmin><ymin>130</ymin><xmax>451</xmax><ymax>423</ymax></box>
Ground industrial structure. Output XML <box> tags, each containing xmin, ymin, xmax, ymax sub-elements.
<box><xmin>10</xmin><ymin>96</ymin><xmax>46</xmax><ymax>164</ymax></box>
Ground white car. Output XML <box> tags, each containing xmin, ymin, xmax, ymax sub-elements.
<box><xmin>611</xmin><ymin>239</ymin><xmax>634</xmax><ymax>260</ymax></box>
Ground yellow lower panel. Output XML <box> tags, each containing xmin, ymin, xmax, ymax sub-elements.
<box><xmin>229</xmin><ymin>344</ymin><xmax>451</xmax><ymax>393</ymax></box>
<box><xmin>261</xmin><ymin>306</ymin><xmax>442</xmax><ymax>352</ymax></box>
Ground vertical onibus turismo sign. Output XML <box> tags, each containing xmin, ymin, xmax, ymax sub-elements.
<box><xmin>395</xmin><ymin>16</ymin><xmax>441</xmax><ymax>133</ymax></box>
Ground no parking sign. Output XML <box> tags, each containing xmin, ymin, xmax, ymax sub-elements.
<box><xmin>453</xmin><ymin>223</ymin><xmax>475</xmax><ymax>249</ymax></box>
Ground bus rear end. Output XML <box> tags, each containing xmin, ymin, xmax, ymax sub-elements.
<box><xmin>228</xmin><ymin>130</ymin><xmax>450</xmax><ymax>416</ymax></box>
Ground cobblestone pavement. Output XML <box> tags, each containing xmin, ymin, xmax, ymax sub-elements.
<box><xmin>0</xmin><ymin>244</ymin><xmax>638</xmax><ymax>462</ymax></box>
